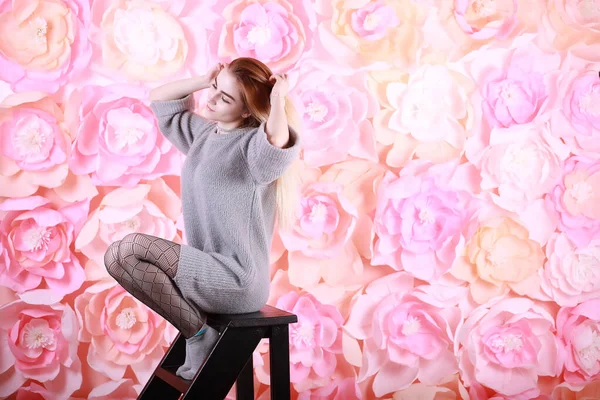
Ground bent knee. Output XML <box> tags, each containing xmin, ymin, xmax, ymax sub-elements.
<box><xmin>104</xmin><ymin>240</ymin><xmax>122</xmax><ymax>275</ymax></box>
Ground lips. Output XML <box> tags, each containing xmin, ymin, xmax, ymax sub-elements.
<box><xmin>207</xmin><ymin>104</ymin><xmax>214</xmax><ymax>112</ymax></box>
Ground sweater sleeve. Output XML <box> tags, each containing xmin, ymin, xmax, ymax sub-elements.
<box><xmin>149</xmin><ymin>94</ymin><xmax>214</xmax><ymax>154</ymax></box>
<box><xmin>244</xmin><ymin>122</ymin><xmax>301</xmax><ymax>184</ymax></box>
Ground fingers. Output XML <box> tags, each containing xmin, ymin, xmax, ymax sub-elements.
<box><xmin>269</xmin><ymin>73</ymin><xmax>288</xmax><ymax>81</ymax></box>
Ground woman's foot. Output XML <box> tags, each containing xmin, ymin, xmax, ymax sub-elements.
<box><xmin>175</xmin><ymin>338</ymin><xmax>194</xmax><ymax>377</ymax></box>
<box><xmin>179</xmin><ymin>326</ymin><xmax>220</xmax><ymax>380</ymax></box>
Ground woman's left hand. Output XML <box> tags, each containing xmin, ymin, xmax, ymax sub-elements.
<box><xmin>269</xmin><ymin>73</ymin><xmax>289</xmax><ymax>98</ymax></box>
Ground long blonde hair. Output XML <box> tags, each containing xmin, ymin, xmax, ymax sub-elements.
<box><xmin>228</xmin><ymin>57</ymin><xmax>301</xmax><ymax>231</ymax></box>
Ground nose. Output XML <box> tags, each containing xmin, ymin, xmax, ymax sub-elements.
<box><xmin>208</xmin><ymin>92</ymin><xmax>219</xmax><ymax>104</ymax></box>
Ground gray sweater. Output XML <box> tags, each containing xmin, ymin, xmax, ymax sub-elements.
<box><xmin>149</xmin><ymin>94</ymin><xmax>300</xmax><ymax>315</ymax></box>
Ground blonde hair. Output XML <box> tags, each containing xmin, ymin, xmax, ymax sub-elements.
<box><xmin>228</xmin><ymin>57</ymin><xmax>300</xmax><ymax>231</ymax></box>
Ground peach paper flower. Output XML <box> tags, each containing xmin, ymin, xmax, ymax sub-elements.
<box><xmin>0</xmin><ymin>0</ymin><xmax>92</xmax><ymax>93</ymax></box>
<box><xmin>0</xmin><ymin>96</ymin><xmax>71</xmax><ymax>198</ymax></box>
<box><xmin>541</xmin><ymin>0</ymin><xmax>600</xmax><ymax>51</ymax></box>
<box><xmin>372</xmin><ymin>64</ymin><xmax>476</xmax><ymax>167</ymax></box>
<box><xmin>316</xmin><ymin>0</ymin><xmax>425</xmax><ymax>69</ymax></box>
<box><xmin>66</xmin><ymin>84</ymin><xmax>183</xmax><ymax>187</ymax></box>
<box><xmin>450</xmin><ymin>217</ymin><xmax>546</xmax><ymax>304</ymax></box>
<box><xmin>0</xmin><ymin>300</ymin><xmax>82</xmax><ymax>399</ymax></box>
<box><xmin>74</xmin><ymin>280</ymin><xmax>172</xmax><ymax>383</ymax></box>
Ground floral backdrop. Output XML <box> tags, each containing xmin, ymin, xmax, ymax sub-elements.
<box><xmin>1</xmin><ymin>0</ymin><xmax>599</xmax><ymax>399</ymax></box>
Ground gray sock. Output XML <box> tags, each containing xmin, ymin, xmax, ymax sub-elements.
<box><xmin>179</xmin><ymin>326</ymin><xmax>220</xmax><ymax>380</ymax></box>
<box><xmin>175</xmin><ymin>338</ymin><xmax>194</xmax><ymax>377</ymax></box>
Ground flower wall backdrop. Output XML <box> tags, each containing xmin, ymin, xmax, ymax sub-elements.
<box><xmin>0</xmin><ymin>0</ymin><xmax>599</xmax><ymax>399</ymax></box>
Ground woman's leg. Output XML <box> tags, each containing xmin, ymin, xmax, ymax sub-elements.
<box><xmin>103</xmin><ymin>233</ymin><xmax>206</xmax><ymax>339</ymax></box>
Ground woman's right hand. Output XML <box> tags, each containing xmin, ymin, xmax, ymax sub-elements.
<box><xmin>204</xmin><ymin>62</ymin><xmax>225</xmax><ymax>85</ymax></box>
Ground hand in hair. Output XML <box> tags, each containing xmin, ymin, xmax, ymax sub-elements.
<box><xmin>269</xmin><ymin>73</ymin><xmax>289</xmax><ymax>99</ymax></box>
<box><xmin>205</xmin><ymin>62</ymin><xmax>226</xmax><ymax>84</ymax></box>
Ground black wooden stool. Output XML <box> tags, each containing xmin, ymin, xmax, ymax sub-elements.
<box><xmin>138</xmin><ymin>305</ymin><xmax>297</xmax><ymax>400</ymax></box>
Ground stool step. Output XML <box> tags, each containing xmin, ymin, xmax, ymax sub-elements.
<box><xmin>138</xmin><ymin>305</ymin><xmax>298</xmax><ymax>400</ymax></box>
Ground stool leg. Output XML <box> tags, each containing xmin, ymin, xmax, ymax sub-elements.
<box><xmin>269</xmin><ymin>325</ymin><xmax>291</xmax><ymax>400</ymax></box>
<box><xmin>236</xmin><ymin>356</ymin><xmax>254</xmax><ymax>400</ymax></box>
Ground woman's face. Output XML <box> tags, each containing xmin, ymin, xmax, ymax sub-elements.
<box><xmin>203</xmin><ymin>67</ymin><xmax>248</xmax><ymax>124</ymax></box>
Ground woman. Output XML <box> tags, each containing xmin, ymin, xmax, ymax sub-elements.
<box><xmin>103</xmin><ymin>57</ymin><xmax>301</xmax><ymax>380</ymax></box>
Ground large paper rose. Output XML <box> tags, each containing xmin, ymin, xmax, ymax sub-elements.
<box><xmin>541</xmin><ymin>232</ymin><xmax>600</xmax><ymax>307</ymax></box>
<box><xmin>289</xmin><ymin>60</ymin><xmax>378</xmax><ymax>167</ymax></box>
<box><xmin>551</xmin><ymin>64</ymin><xmax>600</xmax><ymax>159</ymax></box>
<box><xmin>437</xmin><ymin>0</ymin><xmax>544</xmax><ymax>59</ymax></box>
<box><xmin>275</xmin><ymin>292</ymin><xmax>343</xmax><ymax>389</ymax></box>
<box><xmin>66</xmin><ymin>84</ymin><xmax>183</xmax><ymax>187</ymax></box>
<box><xmin>450</xmin><ymin>217</ymin><xmax>546</xmax><ymax>304</ymax></box>
<box><xmin>280</xmin><ymin>180</ymin><xmax>363</xmax><ymax>289</ymax></box>
<box><xmin>74</xmin><ymin>280</ymin><xmax>172</xmax><ymax>383</ymax></box>
<box><xmin>557</xmin><ymin>299</ymin><xmax>600</xmax><ymax>385</ymax></box>
<box><xmin>0</xmin><ymin>195</ymin><xmax>88</xmax><ymax>304</ymax></box>
<box><xmin>372</xmin><ymin>161</ymin><xmax>477</xmax><ymax>281</ymax></box>
<box><xmin>0</xmin><ymin>300</ymin><xmax>82</xmax><ymax>399</ymax></box>
<box><xmin>0</xmin><ymin>96</ymin><xmax>71</xmax><ymax>198</ymax></box>
<box><xmin>316</xmin><ymin>0</ymin><xmax>425</xmax><ymax>68</ymax></box>
<box><xmin>372</xmin><ymin>64</ymin><xmax>476</xmax><ymax>167</ymax></box>
<box><xmin>541</xmin><ymin>0</ymin><xmax>600</xmax><ymax>50</ymax></box>
<box><xmin>548</xmin><ymin>157</ymin><xmax>600</xmax><ymax>248</ymax></box>
<box><xmin>466</xmin><ymin>39</ymin><xmax>560</xmax><ymax>130</ymax></box>
<box><xmin>476</xmin><ymin>122</ymin><xmax>564</xmax><ymax>213</ymax></box>
<box><xmin>0</xmin><ymin>0</ymin><xmax>92</xmax><ymax>93</ymax></box>
<box><xmin>75</xmin><ymin>178</ymin><xmax>180</xmax><ymax>280</ymax></box>
<box><xmin>457</xmin><ymin>297</ymin><xmax>562</xmax><ymax>397</ymax></box>
<box><xmin>218</xmin><ymin>0</ymin><xmax>315</xmax><ymax>72</ymax></box>
<box><xmin>344</xmin><ymin>273</ymin><xmax>465</xmax><ymax>397</ymax></box>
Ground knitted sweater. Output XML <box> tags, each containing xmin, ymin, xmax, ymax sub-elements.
<box><xmin>149</xmin><ymin>94</ymin><xmax>300</xmax><ymax>314</ymax></box>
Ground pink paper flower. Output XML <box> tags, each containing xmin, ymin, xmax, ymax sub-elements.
<box><xmin>551</xmin><ymin>66</ymin><xmax>600</xmax><ymax>159</ymax></box>
<box><xmin>375</xmin><ymin>64</ymin><xmax>476</xmax><ymax>167</ymax></box>
<box><xmin>275</xmin><ymin>292</ymin><xmax>344</xmax><ymax>387</ymax></box>
<box><xmin>453</xmin><ymin>0</ymin><xmax>518</xmax><ymax>40</ymax></box>
<box><xmin>66</xmin><ymin>84</ymin><xmax>183</xmax><ymax>187</ymax></box>
<box><xmin>280</xmin><ymin>181</ymin><xmax>362</xmax><ymax>288</ymax></box>
<box><xmin>350</xmin><ymin>1</ymin><xmax>399</xmax><ymax>41</ymax></box>
<box><xmin>0</xmin><ymin>195</ymin><xmax>88</xmax><ymax>303</ymax></box>
<box><xmin>548</xmin><ymin>157</ymin><xmax>600</xmax><ymax>248</ymax></box>
<box><xmin>0</xmin><ymin>300</ymin><xmax>82</xmax><ymax>399</ymax></box>
<box><xmin>457</xmin><ymin>297</ymin><xmax>562</xmax><ymax>397</ymax></box>
<box><xmin>551</xmin><ymin>380</ymin><xmax>600</xmax><ymax>400</ymax></box>
<box><xmin>478</xmin><ymin>123</ymin><xmax>564</xmax><ymax>212</ymax></box>
<box><xmin>541</xmin><ymin>232</ymin><xmax>600</xmax><ymax>307</ymax></box>
<box><xmin>344</xmin><ymin>273</ymin><xmax>464</xmax><ymax>397</ymax></box>
<box><xmin>290</xmin><ymin>61</ymin><xmax>378</xmax><ymax>167</ymax></box>
<box><xmin>450</xmin><ymin>217</ymin><xmax>546</xmax><ymax>304</ymax></box>
<box><xmin>75</xmin><ymin>179</ymin><xmax>180</xmax><ymax>280</ymax></box>
<box><xmin>0</xmin><ymin>96</ymin><xmax>71</xmax><ymax>198</ymax></box>
<box><xmin>74</xmin><ymin>280</ymin><xmax>172</xmax><ymax>383</ymax></box>
<box><xmin>466</xmin><ymin>40</ymin><xmax>560</xmax><ymax>130</ymax></box>
<box><xmin>557</xmin><ymin>299</ymin><xmax>600</xmax><ymax>384</ymax></box>
<box><xmin>0</xmin><ymin>0</ymin><xmax>92</xmax><ymax>93</ymax></box>
<box><xmin>372</xmin><ymin>161</ymin><xmax>476</xmax><ymax>281</ymax></box>
<box><xmin>297</xmin><ymin>377</ymin><xmax>362</xmax><ymax>400</ymax></box>
<box><xmin>218</xmin><ymin>0</ymin><xmax>315</xmax><ymax>72</ymax></box>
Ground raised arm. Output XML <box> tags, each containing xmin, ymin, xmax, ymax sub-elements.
<box><xmin>148</xmin><ymin>64</ymin><xmax>224</xmax><ymax>154</ymax></box>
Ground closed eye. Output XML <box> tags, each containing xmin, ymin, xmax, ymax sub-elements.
<box><xmin>212</xmin><ymin>81</ymin><xmax>231</xmax><ymax>104</ymax></box>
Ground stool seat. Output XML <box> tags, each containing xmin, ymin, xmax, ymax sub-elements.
<box><xmin>207</xmin><ymin>306</ymin><xmax>297</xmax><ymax>328</ymax></box>
<box><xmin>138</xmin><ymin>305</ymin><xmax>297</xmax><ymax>400</ymax></box>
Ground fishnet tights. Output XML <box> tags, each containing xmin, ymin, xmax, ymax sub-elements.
<box><xmin>104</xmin><ymin>233</ymin><xmax>205</xmax><ymax>338</ymax></box>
